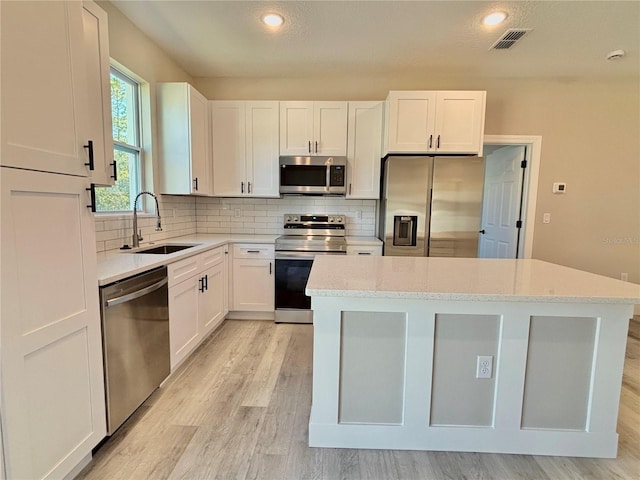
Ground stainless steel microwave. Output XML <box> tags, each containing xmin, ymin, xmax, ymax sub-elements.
<box><xmin>279</xmin><ymin>156</ymin><xmax>347</xmax><ymax>195</ymax></box>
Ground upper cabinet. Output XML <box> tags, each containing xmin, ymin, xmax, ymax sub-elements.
<box><xmin>280</xmin><ymin>101</ymin><xmax>347</xmax><ymax>156</ymax></box>
<box><xmin>157</xmin><ymin>83</ymin><xmax>211</xmax><ymax>195</ymax></box>
<box><xmin>82</xmin><ymin>0</ymin><xmax>115</xmax><ymax>186</ymax></box>
<box><xmin>346</xmin><ymin>101</ymin><xmax>383</xmax><ymax>199</ymax></box>
<box><xmin>210</xmin><ymin>101</ymin><xmax>279</xmax><ymax>197</ymax></box>
<box><xmin>384</xmin><ymin>91</ymin><xmax>486</xmax><ymax>156</ymax></box>
<box><xmin>1</xmin><ymin>1</ymin><xmax>92</xmax><ymax>176</ymax></box>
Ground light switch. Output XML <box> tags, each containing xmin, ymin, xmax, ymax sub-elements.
<box><xmin>553</xmin><ymin>182</ymin><xmax>567</xmax><ymax>194</ymax></box>
<box><xmin>543</xmin><ymin>213</ymin><xmax>551</xmax><ymax>224</ymax></box>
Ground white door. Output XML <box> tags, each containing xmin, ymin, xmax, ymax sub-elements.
<box><xmin>1</xmin><ymin>168</ymin><xmax>106</xmax><ymax>479</ymax></box>
<box><xmin>1</xmin><ymin>1</ymin><xmax>90</xmax><ymax>176</ymax></box>
<box><xmin>279</xmin><ymin>101</ymin><xmax>314</xmax><ymax>155</ymax></box>
<box><xmin>246</xmin><ymin>101</ymin><xmax>280</xmax><ymax>197</ymax></box>
<box><xmin>82</xmin><ymin>0</ymin><xmax>114</xmax><ymax>186</ymax></box>
<box><xmin>211</xmin><ymin>101</ymin><xmax>246</xmax><ymax>196</ymax></box>
<box><xmin>347</xmin><ymin>101</ymin><xmax>383</xmax><ymax>199</ymax></box>
<box><xmin>314</xmin><ymin>101</ymin><xmax>348</xmax><ymax>156</ymax></box>
<box><xmin>434</xmin><ymin>91</ymin><xmax>486</xmax><ymax>155</ymax></box>
<box><xmin>189</xmin><ymin>86</ymin><xmax>211</xmax><ymax>195</ymax></box>
<box><xmin>478</xmin><ymin>146</ymin><xmax>526</xmax><ymax>258</ymax></box>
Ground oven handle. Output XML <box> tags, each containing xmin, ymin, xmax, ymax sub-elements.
<box><xmin>275</xmin><ymin>251</ymin><xmax>346</xmax><ymax>260</ymax></box>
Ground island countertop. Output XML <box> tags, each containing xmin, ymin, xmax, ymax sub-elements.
<box><xmin>306</xmin><ymin>256</ymin><xmax>640</xmax><ymax>304</ymax></box>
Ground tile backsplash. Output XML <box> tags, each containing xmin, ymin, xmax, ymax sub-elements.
<box><xmin>95</xmin><ymin>195</ymin><xmax>377</xmax><ymax>253</ymax></box>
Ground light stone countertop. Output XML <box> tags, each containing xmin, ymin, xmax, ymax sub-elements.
<box><xmin>97</xmin><ymin>234</ymin><xmax>279</xmax><ymax>286</ymax></box>
<box><xmin>306</xmin><ymin>256</ymin><xmax>640</xmax><ymax>304</ymax></box>
<box><xmin>345</xmin><ymin>236</ymin><xmax>382</xmax><ymax>245</ymax></box>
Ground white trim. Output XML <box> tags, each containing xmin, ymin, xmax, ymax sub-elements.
<box><xmin>483</xmin><ymin>135</ymin><xmax>542</xmax><ymax>259</ymax></box>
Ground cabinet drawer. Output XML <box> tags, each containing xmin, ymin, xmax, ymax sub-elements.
<box><xmin>168</xmin><ymin>255</ymin><xmax>201</xmax><ymax>284</ymax></box>
<box><xmin>233</xmin><ymin>243</ymin><xmax>274</xmax><ymax>259</ymax></box>
<box><xmin>347</xmin><ymin>245</ymin><xmax>382</xmax><ymax>256</ymax></box>
<box><xmin>201</xmin><ymin>245</ymin><xmax>226</xmax><ymax>268</ymax></box>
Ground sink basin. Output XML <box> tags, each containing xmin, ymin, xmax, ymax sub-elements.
<box><xmin>132</xmin><ymin>244</ymin><xmax>199</xmax><ymax>255</ymax></box>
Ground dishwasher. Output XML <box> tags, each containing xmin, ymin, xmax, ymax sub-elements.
<box><xmin>99</xmin><ymin>266</ymin><xmax>170</xmax><ymax>435</ymax></box>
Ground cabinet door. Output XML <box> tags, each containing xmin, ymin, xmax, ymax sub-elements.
<box><xmin>246</xmin><ymin>101</ymin><xmax>280</xmax><ymax>197</ymax></box>
<box><xmin>189</xmin><ymin>86</ymin><xmax>211</xmax><ymax>195</ymax></box>
<box><xmin>211</xmin><ymin>101</ymin><xmax>247</xmax><ymax>196</ymax></box>
<box><xmin>347</xmin><ymin>245</ymin><xmax>382</xmax><ymax>256</ymax></box>
<box><xmin>199</xmin><ymin>263</ymin><xmax>225</xmax><ymax>336</ymax></box>
<box><xmin>168</xmin><ymin>276</ymin><xmax>200</xmax><ymax>370</ymax></box>
<box><xmin>347</xmin><ymin>102</ymin><xmax>383</xmax><ymax>199</ymax></box>
<box><xmin>434</xmin><ymin>91</ymin><xmax>486</xmax><ymax>155</ymax></box>
<box><xmin>1</xmin><ymin>168</ymin><xmax>106</xmax><ymax>479</ymax></box>
<box><xmin>314</xmin><ymin>101</ymin><xmax>348</xmax><ymax>156</ymax></box>
<box><xmin>82</xmin><ymin>0</ymin><xmax>114</xmax><ymax>186</ymax></box>
<box><xmin>386</xmin><ymin>91</ymin><xmax>436</xmax><ymax>153</ymax></box>
<box><xmin>1</xmin><ymin>1</ymin><xmax>90</xmax><ymax>176</ymax></box>
<box><xmin>279</xmin><ymin>101</ymin><xmax>314</xmax><ymax>156</ymax></box>
<box><xmin>232</xmin><ymin>259</ymin><xmax>274</xmax><ymax>311</ymax></box>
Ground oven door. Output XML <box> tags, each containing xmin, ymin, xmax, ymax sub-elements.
<box><xmin>274</xmin><ymin>251</ymin><xmax>345</xmax><ymax>324</ymax></box>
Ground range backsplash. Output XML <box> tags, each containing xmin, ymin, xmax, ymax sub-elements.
<box><xmin>95</xmin><ymin>195</ymin><xmax>376</xmax><ymax>253</ymax></box>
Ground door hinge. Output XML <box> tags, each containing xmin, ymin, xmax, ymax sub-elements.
<box><xmin>516</xmin><ymin>220</ymin><xmax>523</xmax><ymax>228</ymax></box>
<box><xmin>521</xmin><ymin>160</ymin><xmax>527</xmax><ymax>168</ymax></box>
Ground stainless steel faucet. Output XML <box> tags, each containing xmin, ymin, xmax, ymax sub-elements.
<box><xmin>132</xmin><ymin>191</ymin><xmax>162</xmax><ymax>248</ymax></box>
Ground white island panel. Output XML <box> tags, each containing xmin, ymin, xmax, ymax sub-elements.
<box><xmin>307</xmin><ymin>257</ymin><xmax>639</xmax><ymax>458</ymax></box>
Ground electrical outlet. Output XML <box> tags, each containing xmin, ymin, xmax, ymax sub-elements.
<box><xmin>234</xmin><ymin>208</ymin><xmax>241</xmax><ymax>217</ymax></box>
<box><xmin>621</xmin><ymin>272</ymin><xmax>629</xmax><ymax>281</ymax></box>
<box><xmin>355</xmin><ymin>210</ymin><xmax>362</xmax><ymax>220</ymax></box>
<box><xmin>476</xmin><ymin>355</ymin><xmax>493</xmax><ymax>379</ymax></box>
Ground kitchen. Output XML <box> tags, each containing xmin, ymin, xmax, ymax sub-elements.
<box><xmin>1</xmin><ymin>1</ymin><xmax>639</xmax><ymax>479</ymax></box>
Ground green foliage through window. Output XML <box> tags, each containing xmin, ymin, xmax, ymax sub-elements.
<box><xmin>95</xmin><ymin>69</ymin><xmax>142</xmax><ymax>212</ymax></box>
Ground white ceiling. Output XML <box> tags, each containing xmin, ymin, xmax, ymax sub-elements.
<box><xmin>111</xmin><ymin>1</ymin><xmax>639</xmax><ymax>79</ymax></box>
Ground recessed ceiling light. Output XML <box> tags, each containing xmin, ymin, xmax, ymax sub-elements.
<box><xmin>262</xmin><ymin>13</ymin><xmax>284</xmax><ymax>28</ymax></box>
<box><xmin>483</xmin><ymin>12</ymin><xmax>507</xmax><ymax>26</ymax></box>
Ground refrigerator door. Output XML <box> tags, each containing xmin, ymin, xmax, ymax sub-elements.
<box><xmin>428</xmin><ymin>157</ymin><xmax>485</xmax><ymax>257</ymax></box>
<box><xmin>381</xmin><ymin>156</ymin><xmax>431</xmax><ymax>256</ymax></box>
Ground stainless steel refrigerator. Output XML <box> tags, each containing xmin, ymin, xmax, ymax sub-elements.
<box><xmin>379</xmin><ymin>156</ymin><xmax>485</xmax><ymax>257</ymax></box>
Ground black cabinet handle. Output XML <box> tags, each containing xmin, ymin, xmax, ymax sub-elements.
<box><xmin>349</xmin><ymin>183</ymin><xmax>352</xmax><ymax>195</ymax></box>
<box><xmin>315</xmin><ymin>141</ymin><xmax>318</xmax><ymax>153</ymax></box>
<box><xmin>199</xmin><ymin>277</ymin><xmax>205</xmax><ymax>292</ymax></box>
<box><xmin>308</xmin><ymin>141</ymin><xmax>311</xmax><ymax>153</ymax></box>
<box><xmin>84</xmin><ymin>140</ymin><xmax>94</xmax><ymax>170</ymax></box>
<box><xmin>269</xmin><ymin>262</ymin><xmax>272</xmax><ymax>275</ymax></box>
<box><xmin>86</xmin><ymin>184</ymin><xmax>96</xmax><ymax>212</ymax></box>
<box><xmin>110</xmin><ymin>159</ymin><xmax>117</xmax><ymax>181</ymax></box>
<box><xmin>429</xmin><ymin>135</ymin><xmax>433</xmax><ymax>149</ymax></box>
<box><xmin>241</xmin><ymin>181</ymin><xmax>244</xmax><ymax>194</ymax></box>
<box><xmin>193</xmin><ymin>177</ymin><xmax>198</xmax><ymax>191</ymax></box>
<box><xmin>248</xmin><ymin>181</ymin><xmax>251</xmax><ymax>194</ymax></box>
<box><xmin>437</xmin><ymin>135</ymin><xmax>441</xmax><ymax>149</ymax></box>
<box><xmin>204</xmin><ymin>274</ymin><xmax>208</xmax><ymax>291</ymax></box>
<box><xmin>479</xmin><ymin>229</ymin><xmax>486</xmax><ymax>234</ymax></box>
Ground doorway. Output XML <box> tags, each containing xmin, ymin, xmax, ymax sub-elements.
<box><xmin>479</xmin><ymin>135</ymin><xmax>541</xmax><ymax>259</ymax></box>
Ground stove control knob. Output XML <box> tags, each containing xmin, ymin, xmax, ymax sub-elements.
<box><xmin>328</xmin><ymin>216</ymin><xmax>335</xmax><ymax>222</ymax></box>
<box><xmin>286</xmin><ymin>215</ymin><xmax>292</xmax><ymax>222</ymax></box>
<box><xmin>337</xmin><ymin>216</ymin><xmax>343</xmax><ymax>223</ymax></box>
<box><xmin>293</xmin><ymin>215</ymin><xmax>299</xmax><ymax>222</ymax></box>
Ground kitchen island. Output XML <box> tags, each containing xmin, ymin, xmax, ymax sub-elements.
<box><xmin>306</xmin><ymin>256</ymin><xmax>640</xmax><ymax>458</ymax></box>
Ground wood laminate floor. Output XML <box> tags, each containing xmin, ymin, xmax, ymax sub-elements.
<box><xmin>78</xmin><ymin>317</ymin><xmax>640</xmax><ymax>480</ymax></box>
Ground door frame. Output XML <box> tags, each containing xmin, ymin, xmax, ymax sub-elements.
<box><xmin>483</xmin><ymin>135</ymin><xmax>542</xmax><ymax>259</ymax></box>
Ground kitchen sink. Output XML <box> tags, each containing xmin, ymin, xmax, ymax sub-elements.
<box><xmin>131</xmin><ymin>244</ymin><xmax>199</xmax><ymax>255</ymax></box>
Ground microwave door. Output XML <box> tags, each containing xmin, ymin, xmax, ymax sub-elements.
<box><xmin>280</xmin><ymin>164</ymin><xmax>327</xmax><ymax>194</ymax></box>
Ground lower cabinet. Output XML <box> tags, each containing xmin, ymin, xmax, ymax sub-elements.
<box><xmin>347</xmin><ymin>244</ymin><xmax>383</xmax><ymax>256</ymax></box>
<box><xmin>231</xmin><ymin>244</ymin><xmax>275</xmax><ymax>312</ymax></box>
<box><xmin>168</xmin><ymin>245</ymin><xmax>228</xmax><ymax>370</ymax></box>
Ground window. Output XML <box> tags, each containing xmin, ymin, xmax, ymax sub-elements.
<box><xmin>95</xmin><ymin>68</ymin><xmax>143</xmax><ymax>212</ymax></box>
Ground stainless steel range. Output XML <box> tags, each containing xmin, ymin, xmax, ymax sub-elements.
<box><xmin>275</xmin><ymin>214</ymin><xmax>347</xmax><ymax>324</ymax></box>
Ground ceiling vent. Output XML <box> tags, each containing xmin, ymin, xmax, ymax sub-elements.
<box><xmin>490</xmin><ymin>28</ymin><xmax>531</xmax><ymax>50</ymax></box>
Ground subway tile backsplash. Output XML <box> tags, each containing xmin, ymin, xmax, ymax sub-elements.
<box><xmin>95</xmin><ymin>195</ymin><xmax>377</xmax><ymax>253</ymax></box>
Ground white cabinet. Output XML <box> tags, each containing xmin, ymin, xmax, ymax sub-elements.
<box><xmin>158</xmin><ymin>83</ymin><xmax>211</xmax><ymax>195</ymax></box>
<box><xmin>231</xmin><ymin>244</ymin><xmax>275</xmax><ymax>312</ymax></box>
<box><xmin>347</xmin><ymin>244</ymin><xmax>383</xmax><ymax>256</ymax></box>
<box><xmin>82</xmin><ymin>0</ymin><xmax>115</xmax><ymax>186</ymax></box>
<box><xmin>1</xmin><ymin>1</ymin><xmax>92</xmax><ymax>176</ymax></box>
<box><xmin>1</xmin><ymin>168</ymin><xmax>106</xmax><ymax>480</ymax></box>
<box><xmin>280</xmin><ymin>101</ymin><xmax>348</xmax><ymax>156</ymax></box>
<box><xmin>210</xmin><ymin>101</ymin><xmax>279</xmax><ymax>197</ymax></box>
<box><xmin>385</xmin><ymin>91</ymin><xmax>486</xmax><ymax>155</ymax></box>
<box><xmin>346</xmin><ymin>101</ymin><xmax>383</xmax><ymax>199</ymax></box>
<box><xmin>168</xmin><ymin>245</ymin><xmax>228</xmax><ymax>370</ymax></box>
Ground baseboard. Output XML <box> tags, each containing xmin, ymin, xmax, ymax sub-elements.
<box><xmin>226</xmin><ymin>311</ymin><xmax>274</xmax><ymax>321</ymax></box>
